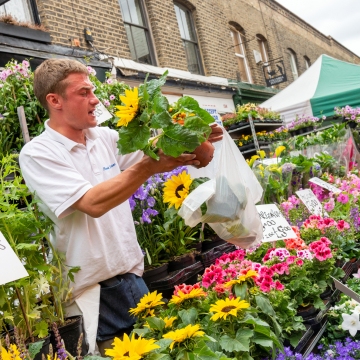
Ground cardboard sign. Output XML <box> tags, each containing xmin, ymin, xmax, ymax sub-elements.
<box><xmin>0</xmin><ymin>231</ymin><xmax>29</xmax><ymax>285</ymax></box>
<box><xmin>256</xmin><ymin>204</ymin><xmax>297</xmax><ymax>242</ymax></box>
<box><xmin>296</xmin><ymin>189</ymin><xmax>328</xmax><ymax>217</ymax></box>
<box><xmin>332</xmin><ymin>276</ymin><xmax>360</xmax><ymax>304</ymax></box>
<box><xmin>95</xmin><ymin>102</ymin><xmax>113</xmax><ymax>125</ymax></box>
<box><xmin>309</xmin><ymin>177</ymin><xmax>342</xmax><ymax>194</ymax></box>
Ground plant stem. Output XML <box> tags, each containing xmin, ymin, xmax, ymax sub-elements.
<box><xmin>15</xmin><ymin>287</ymin><xmax>33</xmax><ymax>342</ymax></box>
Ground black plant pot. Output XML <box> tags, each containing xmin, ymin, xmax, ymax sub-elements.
<box><xmin>143</xmin><ymin>263</ymin><xmax>169</xmax><ymax>286</ymax></box>
<box><xmin>296</xmin><ymin>304</ymin><xmax>319</xmax><ymax>319</ymax></box>
<box><xmin>168</xmin><ymin>252</ymin><xmax>196</xmax><ymax>272</ymax></box>
<box><xmin>50</xmin><ymin>316</ymin><xmax>88</xmax><ymax>357</ymax></box>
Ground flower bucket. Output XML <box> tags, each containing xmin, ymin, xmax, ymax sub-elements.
<box><xmin>143</xmin><ymin>263</ymin><xmax>169</xmax><ymax>286</ymax></box>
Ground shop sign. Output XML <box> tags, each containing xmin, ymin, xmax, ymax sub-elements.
<box><xmin>263</xmin><ymin>60</ymin><xmax>287</xmax><ymax>87</ymax></box>
<box><xmin>0</xmin><ymin>231</ymin><xmax>28</xmax><ymax>285</ymax></box>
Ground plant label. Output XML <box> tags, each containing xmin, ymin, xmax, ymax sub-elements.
<box><xmin>95</xmin><ymin>102</ymin><xmax>113</xmax><ymax>125</ymax></box>
<box><xmin>261</xmin><ymin>158</ymin><xmax>279</xmax><ymax>165</ymax></box>
<box><xmin>256</xmin><ymin>204</ymin><xmax>297</xmax><ymax>242</ymax></box>
<box><xmin>296</xmin><ymin>189</ymin><xmax>328</xmax><ymax>217</ymax></box>
<box><xmin>0</xmin><ymin>231</ymin><xmax>28</xmax><ymax>285</ymax></box>
<box><xmin>331</xmin><ymin>276</ymin><xmax>360</xmax><ymax>304</ymax></box>
<box><xmin>309</xmin><ymin>177</ymin><xmax>342</xmax><ymax>194</ymax></box>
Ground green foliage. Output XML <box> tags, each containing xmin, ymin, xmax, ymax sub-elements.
<box><xmin>115</xmin><ymin>71</ymin><xmax>213</xmax><ymax>159</ymax></box>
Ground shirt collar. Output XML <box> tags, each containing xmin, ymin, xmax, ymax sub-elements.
<box><xmin>44</xmin><ymin>120</ymin><xmax>100</xmax><ymax>151</ymax></box>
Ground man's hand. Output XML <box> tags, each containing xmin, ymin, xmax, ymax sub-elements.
<box><xmin>208</xmin><ymin>123</ymin><xmax>223</xmax><ymax>143</ymax></box>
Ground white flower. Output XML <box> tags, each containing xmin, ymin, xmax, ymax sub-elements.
<box><xmin>352</xmin><ymin>305</ymin><xmax>360</xmax><ymax>315</ymax></box>
<box><xmin>341</xmin><ymin>312</ymin><xmax>360</xmax><ymax>336</ymax></box>
<box><xmin>34</xmin><ymin>275</ymin><xmax>50</xmax><ymax>296</ymax></box>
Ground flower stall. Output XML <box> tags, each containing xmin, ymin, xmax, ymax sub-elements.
<box><xmin>3</xmin><ymin>57</ymin><xmax>360</xmax><ymax>360</ymax></box>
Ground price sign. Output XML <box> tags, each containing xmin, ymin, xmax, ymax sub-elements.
<box><xmin>0</xmin><ymin>231</ymin><xmax>28</xmax><ymax>285</ymax></box>
<box><xmin>309</xmin><ymin>177</ymin><xmax>342</xmax><ymax>194</ymax></box>
<box><xmin>95</xmin><ymin>102</ymin><xmax>113</xmax><ymax>125</ymax></box>
<box><xmin>296</xmin><ymin>189</ymin><xmax>328</xmax><ymax>216</ymax></box>
<box><xmin>256</xmin><ymin>204</ymin><xmax>297</xmax><ymax>242</ymax></box>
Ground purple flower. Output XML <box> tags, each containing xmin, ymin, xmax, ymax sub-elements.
<box><xmin>134</xmin><ymin>186</ymin><xmax>148</xmax><ymax>200</ymax></box>
<box><xmin>129</xmin><ymin>196</ymin><xmax>136</xmax><ymax>211</ymax></box>
<box><xmin>147</xmin><ymin>196</ymin><xmax>155</xmax><ymax>207</ymax></box>
<box><xmin>109</xmin><ymin>94</ymin><xmax>116</xmax><ymax>100</ymax></box>
<box><xmin>103</xmin><ymin>100</ymin><xmax>110</xmax><ymax>107</ymax></box>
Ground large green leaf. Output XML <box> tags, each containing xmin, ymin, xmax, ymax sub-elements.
<box><xmin>191</xmin><ymin>341</ymin><xmax>221</xmax><ymax>360</ymax></box>
<box><xmin>255</xmin><ymin>295</ymin><xmax>276</xmax><ymax>317</ymax></box>
<box><xmin>220</xmin><ymin>328</ymin><xmax>253</xmax><ymax>352</ymax></box>
<box><xmin>196</xmin><ymin>108</ymin><xmax>216</xmax><ymax>124</ymax></box>
<box><xmin>151</xmin><ymin>111</ymin><xmax>173</xmax><ymax>129</ymax></box>
<box><xmin>147</xmin><ymin>354</ymin><xmax>172</xmax><ymax>360</ymax></box>
<box><xmin>28</xmin><ymin>340</ymin><xmax>45</xmax><ymax>359</ymax></box>
<box><xmin>251</xmin><ymin>333</ymin><xmax>273</xmax><ymax>348</ymax></box>
<box><xmin>146</xmin><ymin>317</ymin><xmax>165</xmax><ymax>331</ymax></box>
<box><xmin>177</xmin><ymin>96</ymin><xmax>200</xmax><ymax>110</ymax></box>
<box><xmin>178</xmin><ymin>307</ymin><xmax>198</xmax><ymax>325</ymax></box>
<box><xmin>234</xmin><ymin>283</ymin><xmax>247</xmax><ymax>300</ymax></box>
<box><xmin>153</xmin><ymin>95</ymin><xmax>169</xmax><ymax>113</ymax></box>
<box><xmin>157</xmin><ymin>125</ymin><xmax>201</xmax><ymax>157</ymax></box>
<box><xmin>117</xmin><ymin>119</ymin><xmax>151</xmax><ymax>154</ymax></box>
<box><xmin>146</xmin><ymin>71</ymin><xmax>169</xmax><ymax>100</ymax></box>
<box><xmin>184</xmin><ymin>116</ymin><xmax>212</xmax><ymax>142</ymax></box>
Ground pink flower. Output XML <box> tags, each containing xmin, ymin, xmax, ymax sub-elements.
<box><xmin>337</xmin><ymin>220</ymin><xmax>350</xmax><ymax>231</ymax></box>
<box><xmin>337</xmin><ymin>193</ymin><xmax>349</xmax><ymax>204</ymax></box>
<box><xmin>109</xmin><ymin>94</ymin><xmax>116</xmax><ymax>101</ymax></box>
<box><xmin>324</xmin><ymin>198</ymin><xmax>335</xmax><ymax>212</ymax></box>
<box><xmin>296</xmin><ymin>249</ymin><xmax>313</xmax><ymax>260</ymax></box>
<box><xmin>274</xmin><ymin>281</ymin><xmax>284</xmax><ymax>291</ymax></box>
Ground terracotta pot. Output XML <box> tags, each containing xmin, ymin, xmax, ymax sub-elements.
<box><xmin>192</xmin><ymin>140</ymin><xmax>215</xmax><ymax>168</ymax></box>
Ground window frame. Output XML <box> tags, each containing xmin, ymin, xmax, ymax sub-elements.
<box><xmin>0</xmin><ymin>0</ymin><xmax>41</xmax><ymax>24</ymax></box>
<box><xmin>230</xmin><ymin>26</ymin><xmax>252</xmax><ymax>83</ymax></box>
<box><xmin>288</xmin><ymin>49</ymin><xmax>299</xmax><ymax>80</ymax></box>
<box><xmin>174</xmin><ymin>2</ymin><xmax>204</xmax><ymax>75</ymax></box>
<box><xmin>304</xmin><ymin>56</ymin><xmax>311</xmax><ymax>69</ymax></box>
<box><xmin>257</xmin><ymin>35</ymin><xmax>269</xmax><ymax>63</ymax></box>
<box><xmin>118</xmin><ymin>0</ymin><xmax>156</xmax><ymax>65</ymax></box>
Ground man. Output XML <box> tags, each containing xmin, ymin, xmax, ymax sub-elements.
<box><xmin>19</xmin><ymin>59</ymin><xmax>222</xmax><ymax>354</ymax></box>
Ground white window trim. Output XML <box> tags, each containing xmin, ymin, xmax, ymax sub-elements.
<box><xmin>233</xmin><ymin>30</ymin><xmax>252</xmax><ymax>83</ymax></box>
<box><xmin>289</xmin><ymin>51</ymin><xmax>298</xmax><ymax>79</ymax></box>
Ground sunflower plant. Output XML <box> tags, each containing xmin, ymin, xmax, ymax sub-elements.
<box><xmin>115</xmin><ymin>71</ymin><xmax>214</xmax><ymax>160</ymax></box>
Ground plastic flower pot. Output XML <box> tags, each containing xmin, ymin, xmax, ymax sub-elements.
<box><xmin>26</xmin><ymin>335</ymin><xmax>51</xmax><ymax>360</ymax></box>
<box><xmin>50</xmin><ymin>316</ymin><xmax>88</xmax><ymax>357</ymax></box>
<box><xmin>142</xmin><ymin>263</ymin><xmax>169</xmax><ymax>286</ymax></box>
<box><xmin>168</xmin><ymin>252</ymin><xmax>196</xmax><ymax>272</ymax></box>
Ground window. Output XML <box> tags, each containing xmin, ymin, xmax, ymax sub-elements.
<box><xmin>230</xmin><ymin>26</ymin><xmax>252</xmax><ymax>83</ymax></box>
<box><xmin>118</xmin><ymin>0</ymin><xmax>155</xmax><ymax>65</ymax></box>
<box><xmin>304</xmin><ymin>56</ymin><xmax>311</xmax><ymax>69</ymax></box>
<box><xmin>257</xmin><ymin>34</ymin><xmax>269</xmax><ymax>63</ymax></box>
<box><xmin>288</xmin><ymin>49</ymin><xmax>298</xmax><ymax>80</ymax></box>
<box><xmin>174</xmin><ymin>3</ymin><xmax>203</xmax><ymax>75</ymax></box>
<box><xmin>0</xmin><ymin>0</ymin><xmax>40</xmax><ymax>24</ymax></box>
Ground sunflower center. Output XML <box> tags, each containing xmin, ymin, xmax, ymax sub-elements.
<box><xmin>175</xmin><ymin>184</ymin><xmax>185</xmax><ymax>198</ymax></box>
<box><xmin>222</xmin><ymin>305</ymin><xmax>237</xmax><ymax>313</ymax></box>
<box><xmin>124</xmin><ymin>352</ymin><xmax>129</xmax><ymax>356</ymax></box>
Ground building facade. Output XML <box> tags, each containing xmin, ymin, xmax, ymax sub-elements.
<box><xmin>1</xmin><ymin>0</ymin><xmax>359</xmax><ymax>109</ymax></box>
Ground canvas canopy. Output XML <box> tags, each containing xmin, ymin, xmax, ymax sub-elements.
<box><xmin>260</xmin><ymin>54</ymin><xmax>360</xmax><ymax>124</ymax></box>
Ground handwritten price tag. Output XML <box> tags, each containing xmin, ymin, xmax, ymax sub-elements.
<box><xmin>256</xmin><ymin>204</ymin><xmax>297</xmax><ymax>242</ymax></box>
<box><xmin>309</xmin><ymin>177</ymin><xmax>342</xmax><ymax>194</ymax></box>
<box><xmin>96</xmin><ymin>102</ymin><xmax>113</xmax><ymax>125</ymax></box>
<box><xmin>296</xmin><ymin>189</ymin><xmax>328</xmax><ymax>217</ymax></box>
<box><xmin>0</xmin><ymin>231</ymin><xmax>28</xmax><ymax>285</ymax></box>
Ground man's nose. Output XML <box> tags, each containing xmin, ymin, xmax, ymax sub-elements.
<box><xmin>90</xmin><ymin>94</ymin><xmax>100</xmax><ymax>105</ymax></box>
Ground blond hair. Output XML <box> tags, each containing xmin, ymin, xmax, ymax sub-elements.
<box><xmin>33</xmin><ymin>59</ymin><xmax>89</xmax><ymax>111</ymax></box>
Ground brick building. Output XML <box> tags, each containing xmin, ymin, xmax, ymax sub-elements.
<box><xmin>1</xmin><ymin>0</ymin><xmax>359</xmax><ymax>110</ymax></box>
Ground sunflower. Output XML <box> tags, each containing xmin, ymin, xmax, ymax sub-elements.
<box><xmin>163</xmin><ymin>171</ymin><xmax>193</xmax><ymax>209</ymax></box>
<box><xmin>209</xmin><ymin>297</ymin><xmax>250</xmax><ymax>321</ymax></box>
<box><xmin>1</xmin><ymin>344</ymin><xmax>22</xmax><ymax>360</ymax></box>
<box><xmin>163</xmin><ymin>316</ymin><xmax>177</xmax><ymax>328</ymax></box>
<box><xmin>105</xmin><ymin>333</ymin><xmax>159</xmax><ymax>360</ymax></box>
<box><xmin>169</xmin><ymin>288</ymin><xmax>207</xmax><ymax>305</ymax></box>
<box><xmin>115</xmin><ymin>87</ymin><xmax>140</xmax><ymax>127</ymax></box>
<box><xmin>224</xmin><ymin>270</ymin><xmax>258</xmax><ymax>289</ymax></box>
<box><xmin>162</xmin><ymin>324</ymin><xmax>205</xmax><ymax>350</ymax></box>
<box><xmin>129</xmin><ymin>291</ymin><xmax>165</xmax><ymax>317</ymax></box>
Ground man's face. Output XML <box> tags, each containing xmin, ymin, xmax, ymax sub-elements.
<box><xmin>58</xmin><ymin>72</ymin><xmax>100</xmax><ymax>130</ymax></box>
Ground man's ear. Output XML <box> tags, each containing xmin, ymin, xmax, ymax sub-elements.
<box><xmin>46</xmin><ymin>93</ymin><xmax>63</xmax><ymax>111</ymax></box>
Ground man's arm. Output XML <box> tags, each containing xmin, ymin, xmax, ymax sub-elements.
<box><xmin>72</xmin><ymin>152</ymin><xmax>199</xmax><ymax>218</ymax></box>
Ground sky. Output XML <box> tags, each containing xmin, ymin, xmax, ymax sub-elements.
<box><xmin>275</xmin><ymin>0</ymin><xmax>360</xmax><ymax>57</ymax></box>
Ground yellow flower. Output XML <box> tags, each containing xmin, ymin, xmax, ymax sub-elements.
<box><xmin>115</xmin><ymin>87</ymin><xmax>140</xmax><ymax>127</ymax></box>
<box><xmin>209</xmin><ymin>297</ymin><xmax>250</xmax><ymax>321</ymax></box>
<box><xmin>163</xmin><ymin>171</ymin><xmax>193</xmax><ymax>209</ymax></box>
<box><xmin>163</xmin><ymin>324</ymin><xmax>205</xmax><ymax>350</ymax></box>
<box><xmin>163</xmin><ymin>316</ymin><xmax>177</xmax><ymax>328</ymax></box>
<box><xmin>105</xmin><ymin>333</ymin><xmax>159</xmax><ymax>360</ymax></box>
<box><xmin>257</xmin><ymin>150</ymin><xmax>266</xmax><ymax>159</ymax></box>
<box><xmin>275</xmin><ymin>145</ymin><xmax>286</xmax><ymax>157</ymax></box>
<box><xmin>169</xmin><ymin>288</ymin><xmax>207</xmax><ymax>305</ymax></box>
<box><xmin>129</xmin><ymin>291</ymin><xmax>164</xmax><ymax>317</ymax></box>
<box><xmin>248</xmin><ymin>155</ymin><xmax>260</xmax><ymax>167</ymax></box>
<box><xmin>224</xmin><ymin>270</ymin><xmax>258</xmax><ymax>289</ymax></box>
<box><xmin>1</xmin><ymin>344</ymin><xmax>22</xmax><ymax>360</ymax></box>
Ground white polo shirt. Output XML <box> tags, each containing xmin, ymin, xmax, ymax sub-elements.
<box><xmin>19</xmin><ymin>121</ymin><xmax>144</xmax><ymax>299</ymax></box>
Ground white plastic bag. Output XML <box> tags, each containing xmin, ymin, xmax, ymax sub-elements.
<box><xmin>179</xmin><ymin>131</ymin><xmax>263</xmax><ymax>248</ymax></box>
